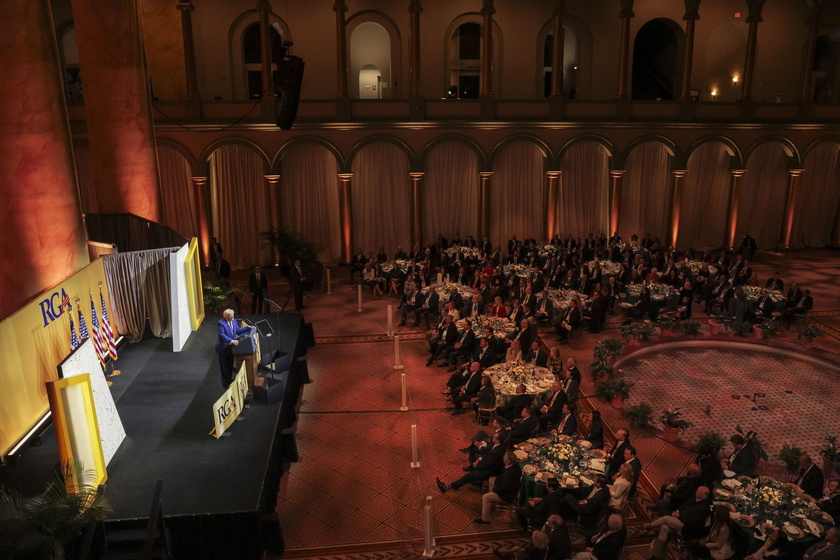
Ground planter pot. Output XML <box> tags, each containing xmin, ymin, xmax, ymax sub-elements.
<box><xmin>610</xmin><ymin>396</ymin><xmax>625</xmax><ymax>409</ymax></box>
<box><xmin>662</xmin><ymin>426</ymin><xmax>680</xmax><ymax>443</ymax></box>
<box><xmin>753</xmin><ymin>325</ymin><xmax>764</xmax><ymax>339</ymax></box>
<box><xmin>660</xmin><ymin>327</ymin><xmax>672</xmax><ymax>338</ymax></box>
<box><xmin>709</xmin><ymin>320</ymin><xmax>722</xmax><ymax>335</ymax></box>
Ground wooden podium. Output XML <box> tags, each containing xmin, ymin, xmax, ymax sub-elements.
<box><xmin>233</xmin><ymin>325</ymin><xmax>263</xmax><ymax>388</ymax></box>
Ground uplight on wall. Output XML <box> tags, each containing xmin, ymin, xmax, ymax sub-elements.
<box><xmin>731</xmin><ymin>76</ymin><xmax>740</xmax><ymax>85</ymax></box>
<box><xmin>710</xmin><ymin>89</ymin><xmax>718</xmax><ymax>100</ymax></box>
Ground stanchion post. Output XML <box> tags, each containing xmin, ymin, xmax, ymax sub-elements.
<box><xmin>410</xmin><ymin>423</ymin><xmax>420</xmax><ymax>467</ymax></box>
<box><xmin>356</xmin><ymin>284</ymin><xmax>363</xmax><ymax>312</ymax></box>
<box><xmin>400</xmin><ymin>372</ymin><xmax>408</xmax><ymax>411</ymax></box>
<box><xmin>393</xmin><ymin>335</ymin><xmax>404</xmax><ymax>370</ymax></box>
<box><xmin>387</xmin><ymin>304</ymin><xmax>394</xmax><ymax>337</ymax></box>
<box><xmin>326</xmin><ymin>268</ymin><xmax>332</xmax><ymax>295</ymax></box>
<box><xmin>422</xmin><ymin>495</ymin><xmax>436</xmax><ymax>558</ymax></box>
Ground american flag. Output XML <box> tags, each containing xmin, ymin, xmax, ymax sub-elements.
<box><xmin>100</xmin><ymin>289</ymin><xmax>118</xmax><ymax>360</ymax></box>
<box><xmin>90</xmin><ymin>296</ymin><xmax>106</xmax><ymax>366</ymax></box>
<box><xmin>77</xmin><ymin>303</ymin><xmax>89</xmax><ymax>340</ymax></box>
<box><xmin>69</xmin><ymin>304</ymin><xmax>80</xmax><ymax>351</ymax></box>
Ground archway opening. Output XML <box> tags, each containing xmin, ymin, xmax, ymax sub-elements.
<box><xmin>350</xmin><ymin>21</ymin><xmax>391</xmax><ymax>99</ymax></box>
<box><xmin>242</xmin><ymin>21</ymin><xmax>285</xmax><ymax>99</ymax></box>
<box><xmin>631</xmin><ymin>19</ymin><xmax>682</xmax><ymax>100</ymax></box>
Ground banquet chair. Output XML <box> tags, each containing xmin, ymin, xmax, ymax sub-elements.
<box><xmin>475</xmin><ymin>391</ymin><xmax>497</xmax><ymax>426</ymax></box>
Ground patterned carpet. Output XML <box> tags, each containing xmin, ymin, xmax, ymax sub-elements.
<box><xmin>246</xmin><ymin>248</ymin><xmax>840</xmax><ymax>560</ymax></box>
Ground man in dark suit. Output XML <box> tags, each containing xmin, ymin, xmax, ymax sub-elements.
<box><xmin>445</xmin><ymin>319</ymin><xmax>476</xmax><ymax>370</ymax></box>
<box><xmin>722</xmin><ymin>434</ymin><xmax>756</xmax><ymax>477</ymax></box>
<box><xmin>472</xmin><ymin>336</ymin><xmax>499</xmax><ymax>369</ymax></box>
<box><xmin>819</xmin><ymin>480</ymin><xmax>840</xmax><ymax>526</ymax></box>
<box><xmin>766</xmin><ymin>272</ymin><xmax>784</xmax><ymax>292</ymax></box>
<box><xmin>621</xmin><ymin>446</ymin><xmax>642</xmax><ymax>497</ymax></box>
<box><xmin>509</xmin><ymin>406</ymin><xmax>539</xmax><ymax>445</ymax></box>
<box><xmin>534</xmin><ymin>291</ymin><xmax>554</xmax><ymax>323</ymax></box>
<box><xmin>215</xmin><ymin>256</ymin><xmax>231</xmax><ymax>286</ymax></box>
<box><xmin>553</xmin><ymin>403</ymin><xmax>578</xmax><ymax>437</ymax></box>
<box><xmin>451</xmin><ymin>362</ymin><xmax>483</xmax><ymax>415</ymax></box>
<box><xmin>215</xmin><ymin>308</ymin><xmax>252</xmax><ymax>388</ymax></box>
<box><xmin>584</xmin><ymin>513</ymin><xmax>627</xmax><ymax>560</ymax></box>
<box><xmin>507</xmin><ymin>299</ymin><xmax>525</xmax><ymax>325</ymax></box>
<box><xmin>248</xmin><ymin>265</ymin><xmax>268</xmax><ymax>314</ymax></box>
<box><xmin>475</xmin><ymin>451</ymin><xmax>522</xmax><ymax>524</ymax></box>
<box><xmin>349</xmin><ymin>248</ymin><xmax>367</xmax><ymax>283</ymax></box>
<box><xmin>289</xmin><ymin>259</ymin><xmax>307</xmax><ymax>310</ymax></box>
<box><xmin>657</xmin><ymin>463</ymin><xmax>702</xmax><ymax>515</ymax></box>
<box><xmin>796</xmin><ymin>453</ymin><xmax>825</xmax><ymax>500</ymax></box>
<box><xmin>539</xmin><ymin>381</ymin><xmax>567</xmax><ymax>429</ymax></box>
<box><xmin>428</xmin><ymin>315</ymin><xmax>458</xmax><ymax>364</ymax></box>
<box><xmin>516</xmin><ymin>478</ymin><xmax>565</xmax><ymax>530</ymax></box>
<box><xmin>496</xmin><ymin>383</ymin><xmax>532</xmax><ymax>421</ymax></box>
<box><xmin>416</xmin><ymin>284</ymin><xmax>440</xmax><ymax>327</ymax></box>
<box><xmin>803</xmin><ymin>527</ymin><xmax>840</xmax><ymax>560</ymax></box>
<box><xmin>606</xmin><ymin>429</ymin><xmax>631</xmax><ymax>478</ymax></box>
<box><xmin>561</xmin><ymin>475</ymin><xmax>609</xmax><ymax>531</ymax></box>
<box><xmin>437</xmin><ymin>431</ymin><xmax>507</xmax><ymax>492</ymax></box>
<box><xmin>525</xmin><ymin>341</ymin><xmax>549</xmax><ymax>367</ymax></box>
<box><xmin>783</xmin><ymin>288</ymin><xmax>814</xmax><ymax>327</ymax></box>
<box><xmin>753</xmin><ymin>288</ymin><xmax>774</xmax><ymax>322</ymax></box>
<box><xmin>646</xmin><ymin>486</ymin><xmax>712</xmax><ymax>543</ymax></box>
<box><xmin>555</xmin><ymin>299</ymin><xmax>582</xmax><ymax>343</ymax></box>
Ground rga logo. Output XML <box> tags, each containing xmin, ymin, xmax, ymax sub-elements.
<box><xmin>216</xmin><ymin>393</ymin><xmax>238</xmax><ymax>425</ymax></box>
<box><xmin>39</xmin><ymin>289</ymin><xmax>70</xmax><ymax>327</ymax></box>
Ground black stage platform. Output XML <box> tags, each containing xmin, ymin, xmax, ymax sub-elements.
<box><xmin>1</xmin><ymin>311</ymin><xmax>308</xmax><ymax>559</ymax></box>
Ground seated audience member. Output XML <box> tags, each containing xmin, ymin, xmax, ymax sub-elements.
<box><xmin>562</xmin><ymin>359</ymin><xmax>582</xmax><ymax>404</ymax></box>
<box><xmin>555</xmin><ymin>299</ymin><xmax>582</xmax><ymax>344</ymax></box>
<box><xmin>657</xmin><ymin>463</ymin><xmax>702</xmax><ymax>516</ymax></box>
<box><xmin>473</xmin><ymin>336</ymin><xmax>499</xmax><ymax>369</ymax></box>
<box><xmin>586</xmin><ymin>410</ymin><xmax>604</xmax><ymax>450</ymax></box>
<box><xmin>694</xmin><ymin>505</ymin><xmax>735</xmax><ymax>560</ymax></box>
<box><xmin>721</xmin><ymin>434</ymin><xmax>756</xmax><ymax>477</ymax></box>
<box><xmin>461</xmin><ymin>416</ymin><xmax>510</xmax><ymax>464</ymax></box>
<box><xmin>573</xmin><ymin>514</ymin><xmax>627</xmax><ymax>560</ymax></box>
<box><xmin>516</xmin><ymin>478</ymin><xmax>564</xmax><ymax>531</ymax></box>
<box><xmin>803</xmin><ymin>527</ymin><xmax>840</xmax><ymax>560</ymax></box>
<box><xmin>349</xmin><ymin>248</ymin><xmax>367</xmax><ymax>283</ymax></box>
<box><xmin>753</xmin><ymin>288</ymin><xmax>774</xmax><ymax>323</ymax></box>
<box><xmin>451</xmin><ymin>362</ymin><xmax>484</xmax><ymax>415</ymax></box>
<box><xmin>607</xmin><ymin>463</ymin><xmax>634</xmax><ymax>511</ymax></box>
<box><xmin>437</xmin><ymin>431</ymin><xmax>507</xmax><ymax>492</ymax></box>
<box><xmin>765</xmin><ymin>272</ymin><xmax>784</xmax><ymax>292</ymax></box>
<box><xmin>505</xmin><ymin>339</ymin><xmax>523</xmax><ymax>364</ymax></box>
<box><xmin>493</xmin><ymin>529</ymin><xmax>550</xmax><ymax>560</ymax></box>
<box><xmin>491</xmin><ymin>296</ymin><xmax>508</xmax><ymax>318</ymax></box>
<box><xmin>643</xmin><ymin>486</ymin><xmax>712</xmax><ymax>545</ymax></box>
<box><xmin>427</xmin><ymin>315</ymin><xmax>458</xmax><ymax>365</ymax></box>
<box><xmin>444</xmin><ymin>319</ymin><xmax>476</xmax><ymax>371</ymax></box>
<box><xmin>534</xmin><ymin>291</ymin><xmax>554</xmax><ymax>323</ymax></box>
<box><xmin>496</xmin><ymin>383</ymin><xmax>533</xmax><ymax>421</ymax></box>
<box><xmin>416</xmin><ymin>284</ymin><xmax>440</xmax><ymax>327</ymax></box>
<box><xmin>474</xmin><ymin>451</ymin><xmax>522</xmax><ymax>524</ymax></box>
<box><xmin>538</xmin><ymin>381</ymin><xmax>567</xmax><ymax>429</ymax></box>
<box><xmin>783</xmin><ymin>288</ymin><xmax>813</xmax><ymax>327</ymax></box>
<box><xmin>819</xmin><ymin>480</ymin><xmax>840</xmax><ymax>526</ymax></box>
<box><xmin>605</xmin><ymin>429</ymin><xmax>632</xmax><ymax>479</ymax></box>
<box><xmin>620</xmin><ymin>445</ymin><xmax>642</xmax><ymax>498</ymax></box>
<box><xmin>551</xmin><ymin>403</ymin><xmax>577</xmax><ymax>437</ymax></box>
<box><xmin>525</xmin><ymin>340</ymin><xmax>549</xmax><ymax>367</ymax></box>
<box><xmin>745</xmin><ymin>529</ymin><xmax>792</xmax><ymax>560</ymax></box>
<box><xmin>548</xmin><ymin>346</ymin><xmax>564</xmax><ymax>375</ymax></box>
<box><xmin>795</xmin><ymin>453</ymin><xmax>825</xmax><ymax>500</ymax></box>
<box><xmin>544</xmin><ymin>515</ymin><xmax>573</xmax><ymax>560</ymax></box>
<box><xmin>473</xmin><ymin>376</ymin><xmax>496</xmax><ymax>421</ymax></box>
<box><xmin>560</xmin><ymin>474</ymin><xmax>609</xmax><ymax>531</ymax></box>
<box><xmin>509</xmin><ymin>406</ymin><xmax>539</xmax><ymax>445</ymax></box>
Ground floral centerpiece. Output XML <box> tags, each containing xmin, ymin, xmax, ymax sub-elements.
<box><xmin>686</xmin><ymin>261</ymin><xmax>718</xmax><ymax>277</ymax></box>
<box><xmin>503</xmin><ymin>264</ymin><xmax>532</xmax><ymax>278</ymax></box>
<box><xmin>754</xmin><ymin>483</ymin><xmax>786</xmax><ymax>509</ymax></box>
<box><xmin>436</xmin><ymin>282</ymin><xmax>475</xmax><ymax>302</ymax></box>
<box><xmin>485</xmin><ymin>363</ymin><xmax>555</xmax><ymax>398</ymax></box>
<box><xmin>547</xmin><ymin>289</ymin><xmax>587</xmax><ymax>312</ymax></box>
<box><xmin>538</xmin><ymin>245</ymin><xmax>559</xmax><ymax>258</ymax></box>
<box><xmin>584</xmin><ymin>260</ymin><xmax>621</xmax><ymax>277</ymax></box>
<box><xmin>531</xmin><ymin>437</ymin><xmax>587</xmax><ymax>477</ymax></box>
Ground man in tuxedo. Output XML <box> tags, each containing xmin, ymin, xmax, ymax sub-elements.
<box><xmin>553</xmin><ymin>403</ymin><xmax>578</xmax><ymax>437</ymax></box>
<box><xmin>539</xmin><ymin>381</ymin><xmax>567</xmax><ymax>429</ymax></box>
<box><xmin>516</xmin><ymin>478</ymin><xmax>564</xmax><ymax>530</ymax></box>
<box><xmin>289</xmin><ymin>259</ymin><xmax>307</xmax><ymax>310</ymax></box>
<box><xmin>496</xmin><ymin>383</ymin><xmax>532</xmax><ymax>421</ymax></box>
<box><xmin>753</xmin><ymin>288</ymin><xmax>774</xmax><ymax>322</ymax></box>
<box><xmin>803</xmin><ymin>527</ymin><xmax>840</xmax><ymax>560</ymax></box>
<box><xmin>437</xmin><ymin>431</ymin><xmax>507</xmax><ymax>492</ymax></box>
<box><xmin>556</xmin><ymin>299</ymin><xmax>582</xmax><ymax>344</ymax></box>
<box><xmin>621</xmin><ymin>446</ymin><xmax>642</xmax><ymax>498</ymax></box>
<box><xmin>796</xmin><ymin>453</ymin><xmax>825</xmax><ymax>500</ymax></box>
<box><xmin>578</xmin><ymin>514</ymin><xmax>627</xmax><ymax>560</ymax></box>
<box><xmin>349</xmin><ymin>248</ymin><xmax>367</xmax><ymax>283</ymax></box>
<box><xmin>766</xmin><ymin>272</ymin><xmax>784</xmax><ymax>292</ymax></box>
<box><xmin>534</xmin><ymin>291</ymin><xmax>554</xmax><ymax>323</ymax></box>
<box><xmin>509</xmin><ymin>406</ymin><xmax>539</xmax><ymax>445</ymax></box>
<box><xmin>561</xmin><ymin>474</ymin><xmax>609</xmax><ymax>531</ymax></box>
<box><xmin>721</xmin><ymin>434</ymin><xmax>756</xmax><ymax>477</ymax></box>
<box><xmin>475</xmin><ymin>451</ymin><xmax>522</xmax><ymax>524</ymax></box>
<box><xmin>646</xmin><ymin>486</ymin><xmax>712</xmax><ymax>543</ymax></box>
<box><xmin>248</xmin><ymin>265</ymin><xmax>268</xmax><ymax>314</ymax></box>
<box><xmin>215</xmin><ymin>309</ymin><xmax>252</xmax><ymax>388</ymax></box>
<box><xmin>525</xmin><ymin>341</ymin><xmax>548</xmax><ymax>367</ymax></box>
<box><xmin>472</xmin><ymin>336</ymin><xmax>499</xmax><ymax>369</ymax></box>
<box><xmin>605</xmin><ymin>429</ymin><xmax>631</xmax><ymax>478</ymax></box>
<box><xmin>657</xmin><ymin>463</ymin><xmax>702</xmax><ymax>515</ymax></box>
<box><xmin>451</xmin><ymin>361</ymin><xmax>484</xmax><ymax>415</ymax></box>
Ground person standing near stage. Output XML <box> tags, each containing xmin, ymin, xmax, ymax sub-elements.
<box><xmin>290</xmin><ymin>259</ymin><xmax>307</xmax><ymax>310</ymax></box>
<box><xmin>215</xmin><ymin>308</ymin><xmax>251</xmax><ymax>388</ymax></box>
<box><xmin>248</xmin><ymin>265</ymin><xmax>268</xmax><ymax>314</ymax></box>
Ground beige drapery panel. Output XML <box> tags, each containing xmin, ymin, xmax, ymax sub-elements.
<box><xmin>793</xmin><ymin>142</ymin><xmax>840</xmax><ymax>248</ymax></box>
<box><xmin>209</xmin><ymin>145</ymin><xmax>271</xmax><ymax>270</ymax></box>
<box><xmin>351</xmin><ymin>142</ymin><xmax>411</xmax><ymax>254</ymax></box>
<box><xmin>157</xmin><ymin>145</ymin><xmax>198</xmax><ymax>240</ymax></box>
<box><xmin>619</xmin><ymin>142</ymin><xmax>671</xmax><ymax>240</ymax></box>
<box><xmin>102</xmin><ymin>248</ymin><xmax>176</xmax><ymax>342</ymax></box>
<box><xmin>490</xmin><ymin>142</ymin><xmax>547</xmax><ymax>243</ymax></box>
<box><xmin>679</xmin><ymin>143</ymin><xmax>731</xmax><ymax>250</ymax></box>
<box><xmin>737</xmin><ymin>143</ymin><xmax>789</xmax><ymax>250</ymax></box>
<box><xmin>422</xmin><ymin>142</ymin><xmax>480</xmax><ymax>241</ymax></box>
<box><xmin>73</xmin><ymin>142</ymin><xmax>97</xmax><ymax>214</ymax></box>
<box><xmin>558</xmin><ymin>142</ymin><xmax>609</xmax><ymax>238</ymax></box>
<box><xmin>280</xmin><ymin>143</ymin><xmax>342</xmax><ymax>264</ymax></box>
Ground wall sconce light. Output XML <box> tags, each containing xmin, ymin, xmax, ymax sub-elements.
<box><xmin>732</xmin><ymin>76</ymin><xmax>739</xmax><ymax>84</ymax></box>
<box><xmin>711</xmin><ymin>89</ymin><xmax>718</xmax><ymax>99</ymax></box>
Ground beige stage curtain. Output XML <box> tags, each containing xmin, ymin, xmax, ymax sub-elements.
<box><xmin>280</xmin><ymin>143</ymin><xmax>341</xmax><ymax>263</ymax></box>
<box><xmin>209</xmin><ymin>145</ymin><xmax>271</xmax><ymax>270</ymax></box>
<box><xmin>558</xmin><ymin>142</ymin><xmax>609</xmax><ymax>238</ymax></box>
<box><xmin>620</xmin><ymin>142</ymin><xmax>671</xmax><ymax>241</ymax></box>
<box><xmin>737</xmin><ymin>143</ymin><xmax>789</xmax><ymax>250</ymax></box>
<box><xmin>351</xmin><ymin>142</ymin><xmax>411</xmax><ymax>254</ymax></box>
<box><xmin>793</xmin><ymin>142</ymin><xmax>840</xmax><ymax>248</ymax></box>
<box><xmin>102</xmin><ymin>248</ymin><xmax>175</xmax><ymax>342</ymax></box>
<box><xmin>422</xmin><ymin>142</ymin><xmax>479</xmax><ymax>242</ymax></box>
<box><xmin>157</xmin><ymin>145</ymin><xmax>198</xmax><ymax>240</ymax></box>
<box><xmin>73</xmin><ymin>142</ymin><xmax>97</xmax><ymax>214</ymax></box>
<box><xmin>679</xmin><ymin>143</ymin><xmax>731</xmax><ymax>250</ymax></box>
<box><xmin>489</xmin><ymin>141</ymin><xmax>547</xmax><ymax>244</ymax></box>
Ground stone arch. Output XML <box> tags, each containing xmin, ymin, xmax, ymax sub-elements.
<box><xmin>688</xmin><ymin>136</ymin><xmax>743</xmax><ymax>168</ymax></box>
<box><xmin>157</xmin><ymin>138</ymin><xmax>199</xmax><ymax>175</ymax></box>
<box><xmin>198</xmin><ymin>137</ymin><xmax>271</xmax><ymax>176</ymax></box>
<box><xmin>619</xmin><ymin>138</ymin><xmax>678</xmax><ymax>241</ymax></box>
<box><xmin>557</xmin><ymin>134</ymin><xmax>618</xmax><ymax>168</ymax></box>
<box><xmin>274</xmin><ymin>136</ymin><xmax>344</xmax><ymax>174</ymax></box>
<box><xmin>631</xmin><ymin>18</ymin><xmax>685</xmax><ymax>100</ymax></box>
<box><xmin>534</xmin><ymin>15</ymin><xmax>591</xmax><ymax>99</ymax></box>
<box><xmin>487</xmin><ymin>134</ymin><xmax>553</xmax><ymax>170</ymax></box>
<box><xmin>346</xmin><ymin>134</ymin><xmax>417</xmax><ymax>173</ymax></box>
<box><xmin>419</xmin><ymin>135</ymin><xmax>487</xmax><ymax>172</ymax></box>
<box><xmin>744</xmin><ymin>136</ymin><xmax>801</xmax><ymax>168</ymax></box>
<box><xmin>346</xmin><ymin>10</ymin><xmax>402</xmax><ymax>99</ymax></box>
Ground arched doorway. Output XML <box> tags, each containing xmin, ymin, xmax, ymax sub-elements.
<box><xmin>350</xmin><ymin>21</ymin><xmax>392</xmax><ymax>99</ymax></box>
<box><xmin>358</xmin><ymin>65</ymin><xmax>381</xmax><ymax>99</ymax></box>
<box><xmin>242</xmin><ymin>21</ymin><xmax>285</xmax><ymax>99</ymax></box>
<box><xmin>631</xmin><ymin>19</ymin><xmax>683</xmax><ymax>100</ymax></box>
<box><xmin>542</xmin><ymin>28</ymin><xmax>579</xmax><ymax>98</ymax></box>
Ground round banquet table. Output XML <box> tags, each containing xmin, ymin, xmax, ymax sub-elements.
<box><xmin>456</xmin><ymin>315</ymin><xmax>517</xmax><ymax>341</ymax></box>
<box><xmin>484</xmin><ymin>362</ymin><xmax>555</xmax><ymax>406</ymax></box>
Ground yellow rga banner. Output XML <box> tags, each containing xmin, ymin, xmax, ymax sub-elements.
<box><xmin>211</xmin><ymin>362</ymin><xmax>249</xmax><ymax>439</ymax></box>
<box><xmin>0</xmin><ymin>258</ymin><xmax>112</xmax><ymax>459</ymax></box>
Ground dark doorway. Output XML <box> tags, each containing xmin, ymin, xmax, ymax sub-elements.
<box><xmin>631</xmin><ymin>19</ymin><xmax>682</xmax><ymax>100</ymax></box>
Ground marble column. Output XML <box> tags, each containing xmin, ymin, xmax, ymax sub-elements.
<box><xmin>334</xmin><ymin>0</ymin><xmax>349</xmax><ymax>98</ymax></box>
<box><xmin>265</xmin><ymin>175</ymin><xmax>281</xmax><ymax>265</ymax></box>
<box><xmin>680</xmin><ymin>0</ymin><xmax>700</xmax><ymax>100</ymax></box>
<box><xmin>0</xmin><ymin>0</ymin><xmax>88</xmax><ymax>317</ymax></box>
<box><xmin>739</xmin><ymin>0</ymin><xmax>765</xmax><ymax>102</ymax></box>
<box><xmin>546</xmin><ymin>172</ymin><xmax>561</xmax><ymax>240</ymax></box>
<box><xmin>550</xmin><ymin>0</ymin><xmax>565</xmax><ymax>98</ymax></box>
<box><xmin>725</xmin><ymin>170</ymin><xmax>746</xmax><ymax>249</ymax></box>
<box><xmin>609</xmin><ymin>170</ymin><xmax>625</xmax><ymax>237</ymax></box>
<box><xmin>409</xmin><ymin>173</ymin><xmax>424</xmax><ymax>249</ymax></box>
<box><xmin>616</xmin><ymin>0</ymin><xmax>635</xmax><ymax>99</ymax></box>
<box><xmin>480</xmin><ymin>0</ymin><xmax>495</xmax><ymax>97</ymax></box>
<box><xmin>408</xmin><ymin>0</ymin><xmax>422</xmax><ymax>98</ymax></box>
<box><xmin>478</xmin><ymin>172</ymin><xmax>494</xmax><ymax>237</ymax></box>
<box><xmin>191</xmin><ymin>177</ymin><xmax>211</xmax><ymax>266</ymax></box>
<box><xmin>258</xmin><ymin>0</ymin><xmax>275</xmax><ymax>100</ymax></box>
<box><xmin>779</xmin><ymin>169</ymin><xmax>804</xmax><ymax>250</ymax></box>
<box><xmin>668</xmin><ymin>170</ymin><xmax>687</xmax><ymax>248</ymax></box>
<box><xmin>176</xmin><ymin>2</ymin><xmax>199</xmax><ymax>100</ymax></box>
<box><xmin>338</xmin><ymin>173</ymin><xmax>353</xmax><ymax>262</ymax></box>
<box><xmin>70</xmin><ymin>0</ymin><xmax>161</xmax><ymax>221</ymax></box>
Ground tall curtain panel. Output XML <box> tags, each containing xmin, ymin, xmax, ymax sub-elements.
<box><xmin>280</xmin><ymin>143</ymin><xmax>342</xmax><ymax>263</ymax></box>
<box><xmin>736</xmin><ymin>143</ymin><xmax>789</xmax><ymax>250</ymax></box>
<box><xmin>489</xmin><ymin>141</ymin><xmax>547</xmax><ymax>244</ymax></box>
<box><xmin>74</xmin><ymin>142</ymin><xmax>98</xmax><ymax>214</ymax></box>
<box><xmin>422</xmin><ymin>142</ymin><xmax>479</xmax><ymax>243</ymax></box>
<box><xmin>208</xmin><ymin>144</ymin><xmax>270</xmax><ymax>270</ymax></box>
<box><xmin>157</xmin><ymin>145</ymin><xmax>198</xmax><ymax>240</ymax></box>
<box><xmin>793</xmin><ymin>142</ymin><xmax>840</xmax><ymax>248</ymax></box>
<box><xmin>350</xmin><ymin>142</ymin><xmax>411</xmax><ymax>255</ymax></box>
<box><xmin>679</xmin><ymin>143</ymin><xmax>731</xmax><ymax>250</ymax></box>
<box><xmin>620</xmin><ymin>142</ymin><xmax>671</xmax><ymax>240</ymax></box>
<box><xmin>558</xmin><ymin>142</ymin><xmax>609</xmax><ymax>238</ymax></box>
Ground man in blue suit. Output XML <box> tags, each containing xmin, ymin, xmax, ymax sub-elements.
<box><xmin>215</xmin><ymin>308</ymin><xmax>251</xmax><ymax>388</ymax></box>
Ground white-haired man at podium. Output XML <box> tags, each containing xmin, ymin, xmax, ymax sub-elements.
<box><xmin>215</xmin><ymin>309</ymin><xmax>251</xmax><ymax>388</ymax></box>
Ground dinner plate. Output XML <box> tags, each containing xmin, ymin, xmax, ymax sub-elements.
<box><xmin>522</xmin><ymin>464</ymin><xmax>539</xmax><ymax>476</ymax></box>
<box><xmin>809</xmin><ymin>510</ymin><xmax>833</xmax><ymax>523</ymax></box>
<box><xmin>576</xmin><ymin>440</ymin><xmax>592</xmax><ymax>450</ymax></box>
<box><xmin>534</xmin><ymin>437</ymin><xmax>552</xmax><ymax>446</ymax></box>
<box><xmin>582</xmin><ymin>469</ymin><xmax>601</xmax><ymax>478</ymax></box>
<box><xmin>516</xmin><ymin>443</ymin><xmax>534</xmax><ymax>452</ymax></box>
<box><xmin>564</xmin><ymin>476</ymin><xmax>579</xmax><ymax>487</ymax></box>
<box><xmin>783</xmin><ymin>524</ymin><xmax>805</xmax><ymax>539</ymax></box>
<box><xmin>781</xmin><ymin>482</ymin><xmax>803</xmax><ymax>495</ymax></box>
<box><xmin>589</xmin><ymin>449</ymin><xmax>607</xmax><ymax>459</ymax></box>
<box><xmin>803</xmin><ymin>519</ymin><xmax>824</xmax><ymax>536</ymax></box>
<box><xmin>714</xmin><ymin>488</ymin><xmax>731</xmax><ymax>499</ymax></box>
<box><xmin>736</xmin><ymin>516</ymin><xmax>756</xmax><ymax>528</ymax></box>
<box><xmin>513</xmin><ymin>450</ymin><xmax>528</xmax><ymax>462</ymax></box>
<box><xmin>737</xmin><ymin>476</ymin><xmax>753</xmax><ymax>485</ymax></box>
<box><xmin>555</xmin><ymin>435</ymin><xmax>573</xmax><ymax>444</ymax></box>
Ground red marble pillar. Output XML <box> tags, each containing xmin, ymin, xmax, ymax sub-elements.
<box><xmin>478</xmin><ymin>172</ymin><xmax>493</xmax><ymax>238</ymax></box>
<box><xmin>739</xmin><ymin>0</ymin><xmax>765</xmax><ymax>102</ymax></box>
<box><xmin>409</xmin><ymin>173</ymin><xmax>424</xmax><ymax>249</ymax></box>
<box><xmin>0</xmin><ymin>0</ymin><xmax>88</xmax><ymax>317</ymax></box>
<box><xmin>668</xmin><ymin>170</ymin><xmax>687</xmax><ymax>248</ymax></box>
<box><xmin>609</xmin><ymin>170</ymin><xmax>625</xmax><ymax>237</ymax></box>
<box><xmin>70</xmin><ymin>0</ymin><xmax>161</xmax><ymax>221</ymax></box>
<box><xmin>408</xmin><ymin>0</ymin><xmax>422</xmax><ymax>98</ymax></box>
<box><xmin>725</xmin><ymin>170</ymin><xmax>746</xmax><ymax>250</ymax></box>
<box><xmin>190</xmin><ymin>177</ymin><xmax>211</xmax><ymax>266</ymax></box>
<box><xmin>546</xmin><ymin>172</ymin><xmax>561</xmax><ymax>240</ymax></box>
<box><xmin>338</xmin><ymin>173</ymin><xmax>353</xmax><ymax>263</ymax></box>
<box><xmin>780</xmin><ymin>169</ymin><xmax>804</xmax><ymax>250</ymax></box>
<box><xmin>334</xmin><ymin>0</ymin><xmax>349</xmax><ymax>98</ymax></box>
<box><xmin>680</xmin><ymin>1</ymin><xmax>700</xmax><ymax>100</ymax></box>
<box><xmin>616</xmin><ymin>0</ymin><xmax>635</xmax><ymax>100</ymax></box>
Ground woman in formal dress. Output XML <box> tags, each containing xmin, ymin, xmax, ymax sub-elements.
<box><xmin>629</xmin><ymin>287</ymin><xmax>651</xmax><ymax>321</ymax></box>
<box><xmin>586</xmin><ymin>410</ymin><xmax>604</xmax><ymax>450</ymax></box>
<box><xmin>491</xmin><ymin>296</ymin><xmax>508</xmax><ymax>318</ymax></box>
<box><xmin>548</xmin><ymin>346</ymin><xmax>564</xmax><ymax>376</ymax></box>
<box><xmin>696</xmin><ymin>505</ymin><xmax>734</xmax><ymax>560</ymax></box>
<box><xmin>607</xmin><ymin>463</ymin><xmax>634</xmax><ymax>511</ymax></box>
<box><xmin>362</xmin><ymin>262</ymin><xmax>378</xmax><ymax>295</ymax></box>
<box><xmin>505</xmin><ymin>339</ymin><xmax>523</xmax><ymax>364</ymax></box>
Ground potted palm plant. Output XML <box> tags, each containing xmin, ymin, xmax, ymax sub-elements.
<box><xmin>709</xmin><ymin>311</ymin><xmax>728</xmax><ymax>335</ymax></box>
<box><xmin>753</xmin><ymin>318</ymin><xmax>779</xmax><ymax>340</ymax></box>
<box><xmin>658</xmin><ymin>315</ymin><xmax>676</xmax><ymax>338</ymax></box>
<box><xmin>624</xmin><ymin>402</ymin><xmax>655</xmax><ymax>431</ymax></box>
<box><xmin>731</xmin><ymin>320</ymin><xmax>752</xmax><ymax>337</ymax></box>
<box><xmin>696</xmin><ymin>431</ymin><xmax>727</xmax><ymax>454</ymax></box>
<box><xmin>595</xmin><ymin>379</ymin><xmax>633</xmax><ymax>409</ymax></box>
<box><xmin>682</xmin><ymin>319</ymin><xmax>702</xmax><ymax>336</ymax></box>
<box><xmin>779</xmin><ymin>444</ymin><xmax>805</xmax><ymax>474</ymax></box>
<box><xmin>797</xmin><ymin>323</ymin><xmax>822</xmax><ymax>348</ymax></box>
<box><xmin>660</xmin><ymin>407</ymin><xmax>693</xmax><ymax>443</ymax></box>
